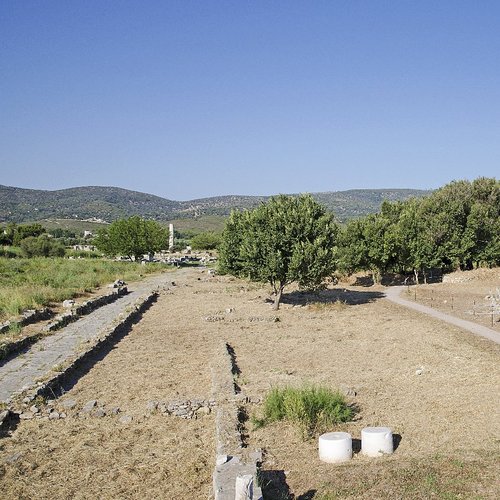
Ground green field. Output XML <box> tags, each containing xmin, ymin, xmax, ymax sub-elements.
<box><xmin>0</xmin><ymin>257</ymin><xmax>170</xmax><ymax>321</ymax></box>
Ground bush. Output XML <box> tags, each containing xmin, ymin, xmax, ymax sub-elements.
<box><xmin>253</xmin><ymin>385</ymin><xmax>354</xmax><ymax>438</ymax></box>
<box><xmin>66</xmin><ymin>249</ymin><xmax>102</xmax><ymax>259</ymax></box>
<box><xmin>20</xmin><ymin>236</ymin><xmax>65</xmax><ymax>258</ymax></box>
<box><xmin>0</xmin><ymin>246</ymin><xmax>21</xmax><ymax>258</ymax></box>
<box><xmin>189</xmin><ymin>231</ymin><xmax>221</xmax><ymax>250</ymax></box>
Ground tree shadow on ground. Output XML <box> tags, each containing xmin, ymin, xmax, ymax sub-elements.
<box><xmin>281</xmin><ymin>288</ymin><xmax>385</xmax><ymax>307</ymax></box>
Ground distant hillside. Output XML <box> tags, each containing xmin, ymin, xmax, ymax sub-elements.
<box><xmin>0</xmin><ymin>185</ymin><xmax>431</xmax><ymax>224</ymax></box>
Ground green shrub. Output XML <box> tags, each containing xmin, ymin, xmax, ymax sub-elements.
<box><xmin>20</xmin><ymin>236</ymin><xmax>66</xmax><ymax>258</ymax></box>
<box><xmin>0</xmin><ymin>246</ymin><xmax>22</xmax><ymax>258</ymax></box>
<box><xmin>254</xmin><ymin>385</ymin><xmax>354</xmax><ymax>438</ymax></box>
<box><xmin>189</xmin><ymin>231</ymin><xmax>222</xmax><ymax>250</ymax></box>
<box><xmin>66</xmin><ymin>249</ymin><xmax>102</xmax><ymax>259</ymax></box>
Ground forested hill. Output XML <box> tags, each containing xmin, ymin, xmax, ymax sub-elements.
<box><xmin>0</xmin><ymin>184</ymin><xmax>430</xmax><ymax>223</ymax></box>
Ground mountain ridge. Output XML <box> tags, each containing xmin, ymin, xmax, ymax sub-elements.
<box><xmin>0</xmin><ymin>184</ymin><xmax>431</xmax><ymax>224</ymax></box>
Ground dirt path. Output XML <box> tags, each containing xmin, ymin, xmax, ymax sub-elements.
<box><xmin>0</xmin><ymin>270</ymin><xmax>177</xmax><ymax>403</ymax></box>
<box><xmin>385</xmin><ymin>286</ymin><xmax>500</xmax><ymax>345</ymax></box>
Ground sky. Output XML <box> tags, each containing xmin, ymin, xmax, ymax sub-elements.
<box><xmin>1</xmin><ymin>1</ymin><xmax>499</xmax><ymax>200</ymax></box>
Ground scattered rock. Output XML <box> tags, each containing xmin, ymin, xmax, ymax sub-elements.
<box><xmin>415</xmin><ymin>368</ymin><xmax>424</xmax><ymax>376</ymax></box>
<box><xmin>6</xmin><ymin>452</ymin><xmax>23</xmax><ymax>464</ymax></box>
<box><xmin>110</xmin><ymin>279</ymin><xmax>126</xmax><ymax>288</ymax></box>
<box><xmin>340</xmin><ymin>385</ymin><xmax>357</xmax><ymax>397</ymax></box>
<box><xmin>60</xmin><ymin>412</ymin><xmax>67</xmax><ymax>419</ymax></box>
<box><xmin>19</xmin><ymin>413</ymin><xmax>33</xmax><ymax>420</ymax></box>
<box><xmin>204</xmin><ymin>315</ymin><xmax>225</xmax><ymax>322</ymax></box>
<box><xmin>249</xmin><ymin>449</ymin><xmax>263</xmax><ymax>463</ymax></box>
<box><xmin>110</xmin><ymin>407</ymin><xmax>121</xmax><ymax>415</ymax></box>
<box><xmin>48</xmin><ymin>411</ymin><xmax>60</xmax><ymax>420</ymax></box>
<box><xmin>146</xmin><ymin>401</ymin><xmax>158</xmax><ymax>412</ymax></box>
<box><xmin>94</xmin><ymin>408</ymin><xmax>106</xmax><ymax>418</ymax></box>
<box><xmin>61</xmin><ymin>399</ymin><xmax>77</xmax><ymax>410</ymax></box>
<box><xmin>196</xmin><ymin>406</ymin><xmax>211</xmax><ymax>416</ymax></box>
<box><xmin>225</xmin><ymin>308</ymin><xmax>234</xmax><ymax>314</ymax></box>
<box><xmin>30</xmin><ymin>405</ymin><xmax>40</xmax><ymax>414</ymax></box>
<box><xmin>119</xmin><ymin>415</ymin><xmax>133</xmax><ymax>424</ymax></box>
<box><xmin>173</xmin><ymin>408</ymin><xmax>190</xmax><ymax>418</ymax></box>
<box><xmin>63</xmin><ymin>299</ymin><xmax>76</xmax><ymax>308</ymax></box>
<box><xmin>81</xmin><ymin>400</ymin><xmax>98</xmax><ymax>413</ymax></box>
<box><xmin>216</xmin><ymin>454</ymin><xmax>229</xmax><ymax>465</ymax></box>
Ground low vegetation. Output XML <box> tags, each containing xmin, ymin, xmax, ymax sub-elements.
<box><xmin>0</xmin><ymin>257</ymin><xmax>169</xmax><ymax>321</ymax></box>
<box><xmin>253</xmin><ymin>385</ymin><xmax>354</xmax><ymax>438</ymax></box>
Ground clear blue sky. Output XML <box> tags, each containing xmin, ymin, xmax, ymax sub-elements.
<box><xmin>1</xmin><ymin>1</ymin><xmax>499</xmax><ymax>200</ymax></box>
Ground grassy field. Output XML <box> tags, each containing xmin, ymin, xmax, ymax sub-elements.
<box><xmin>0</xmin><ymin>257</ymin><xmax>170</xmax><ymax>321</ymax></box>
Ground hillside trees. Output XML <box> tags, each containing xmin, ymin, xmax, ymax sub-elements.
<box><xmin>94</xmin><ymin>216</ymin><xmax>167</xmax><ymax>261</ymax></box>
<box><xmin>219</xmin><ymin>195</ymin><xmax>339</xmax><ymax>310</ymax></box>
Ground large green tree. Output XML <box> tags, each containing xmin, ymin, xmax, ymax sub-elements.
<box><xmin>94</xmin><ymin>216</ymin><xmax>167</xmax><ymax>261</ymax></box>
<box><xmin>219</xmin><ymin>195</ymin><xmax>338</xmax><ymax>310</ymax></box>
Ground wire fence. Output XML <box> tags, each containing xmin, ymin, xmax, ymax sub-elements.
<box><xmin>405</xmin><ymin>286</ymin><xmax>500</xmax><ymax>328</ymax></box>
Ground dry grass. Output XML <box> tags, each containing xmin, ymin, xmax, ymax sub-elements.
<box><xmin>406</xmin><ymin>267</ymin><xmax>500</xmax><ymax>331</ymax></box>
<box><xmin>1</xmin><ymin>267</ymin><xmax>499</xmax><ymax>498</ymax></box>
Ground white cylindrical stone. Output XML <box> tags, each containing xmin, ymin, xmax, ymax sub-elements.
<box><xmin>318</xmin><ymin>432</ymin><xmax>352</xmax><ymax>463</ymax></box>
<box><xmin>361</xmin><ymin>426</ymin><xmax>393</xmax><ymax>457</ymax></box>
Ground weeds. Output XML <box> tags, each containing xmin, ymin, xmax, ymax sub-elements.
<box><xmin>0</xmin><ymin>257</ymin><xmax>171</xmax><ymax>321</ymax></box>
<box><xmin>8</xmin><ymin>321</ymin><xmax>22</xmax><ymax>335</ymax></box>
<box><xmin>308</xmin><ymin>299</ymin><xmax>347</xmax><ymax>312</ymax></box>
<box><xmin>252</xmin><ymin>384</ymin><xmax>354</xmax><ymax>438</ymax></box>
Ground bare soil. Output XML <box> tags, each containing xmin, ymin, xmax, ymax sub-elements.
<box><xmin>406</xmin><ymin>268</ymin><xmax>500</xmax><ymax>331</ymax></box>
<box><xmin>1</xmin><ymin>268</ymin><xmax>499</xmax><ymax>499</ymax></box>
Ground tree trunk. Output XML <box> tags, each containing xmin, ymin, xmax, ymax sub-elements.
<box><xmin>273</xmin><ymin>286</ymin><xmax>283</xmax><ymax>310</ymax></box>
<box><xmin>413</xmin><ymin>268</ymin><xmax>419</xmax><ymax>285</ymax></box>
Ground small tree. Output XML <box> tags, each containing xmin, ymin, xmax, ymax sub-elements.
<box><xmin>94</xmin><ymin>216</ymin><xmax>167</xmax><ymax>261</ymax></box>
<box><xmin>190</xmin><ymin>231</ymin><xmax>221</xmax><ymax>250</ymax></box>
<box><xmin>219</xmin><ymin>195</ymin><xmax>338</xmax><ymax>310</ymax></box>
<box><xmin>20</xmin><ymin>235</ymin><xmax>65</xmax><ymax>258</ymax></box>
<box><xmin>13</xmin><ymin>223</ymin><xmax>46</xmax><ymax>246</ymax></box>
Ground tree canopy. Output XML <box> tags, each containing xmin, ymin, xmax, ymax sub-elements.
<box><xmin>219</xmin><ymin>194</ymin><xmax>339</xmax><ymax>309</ymax></box>
<box><xmin>94</xmin><ymin>216</ymin><xmax>167</xmax><ymax>261</ymax></box>
<box><xmin>337</xmin><ymin>177</ymin><xmax>499</xmax><ymax>282</ymax></box>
